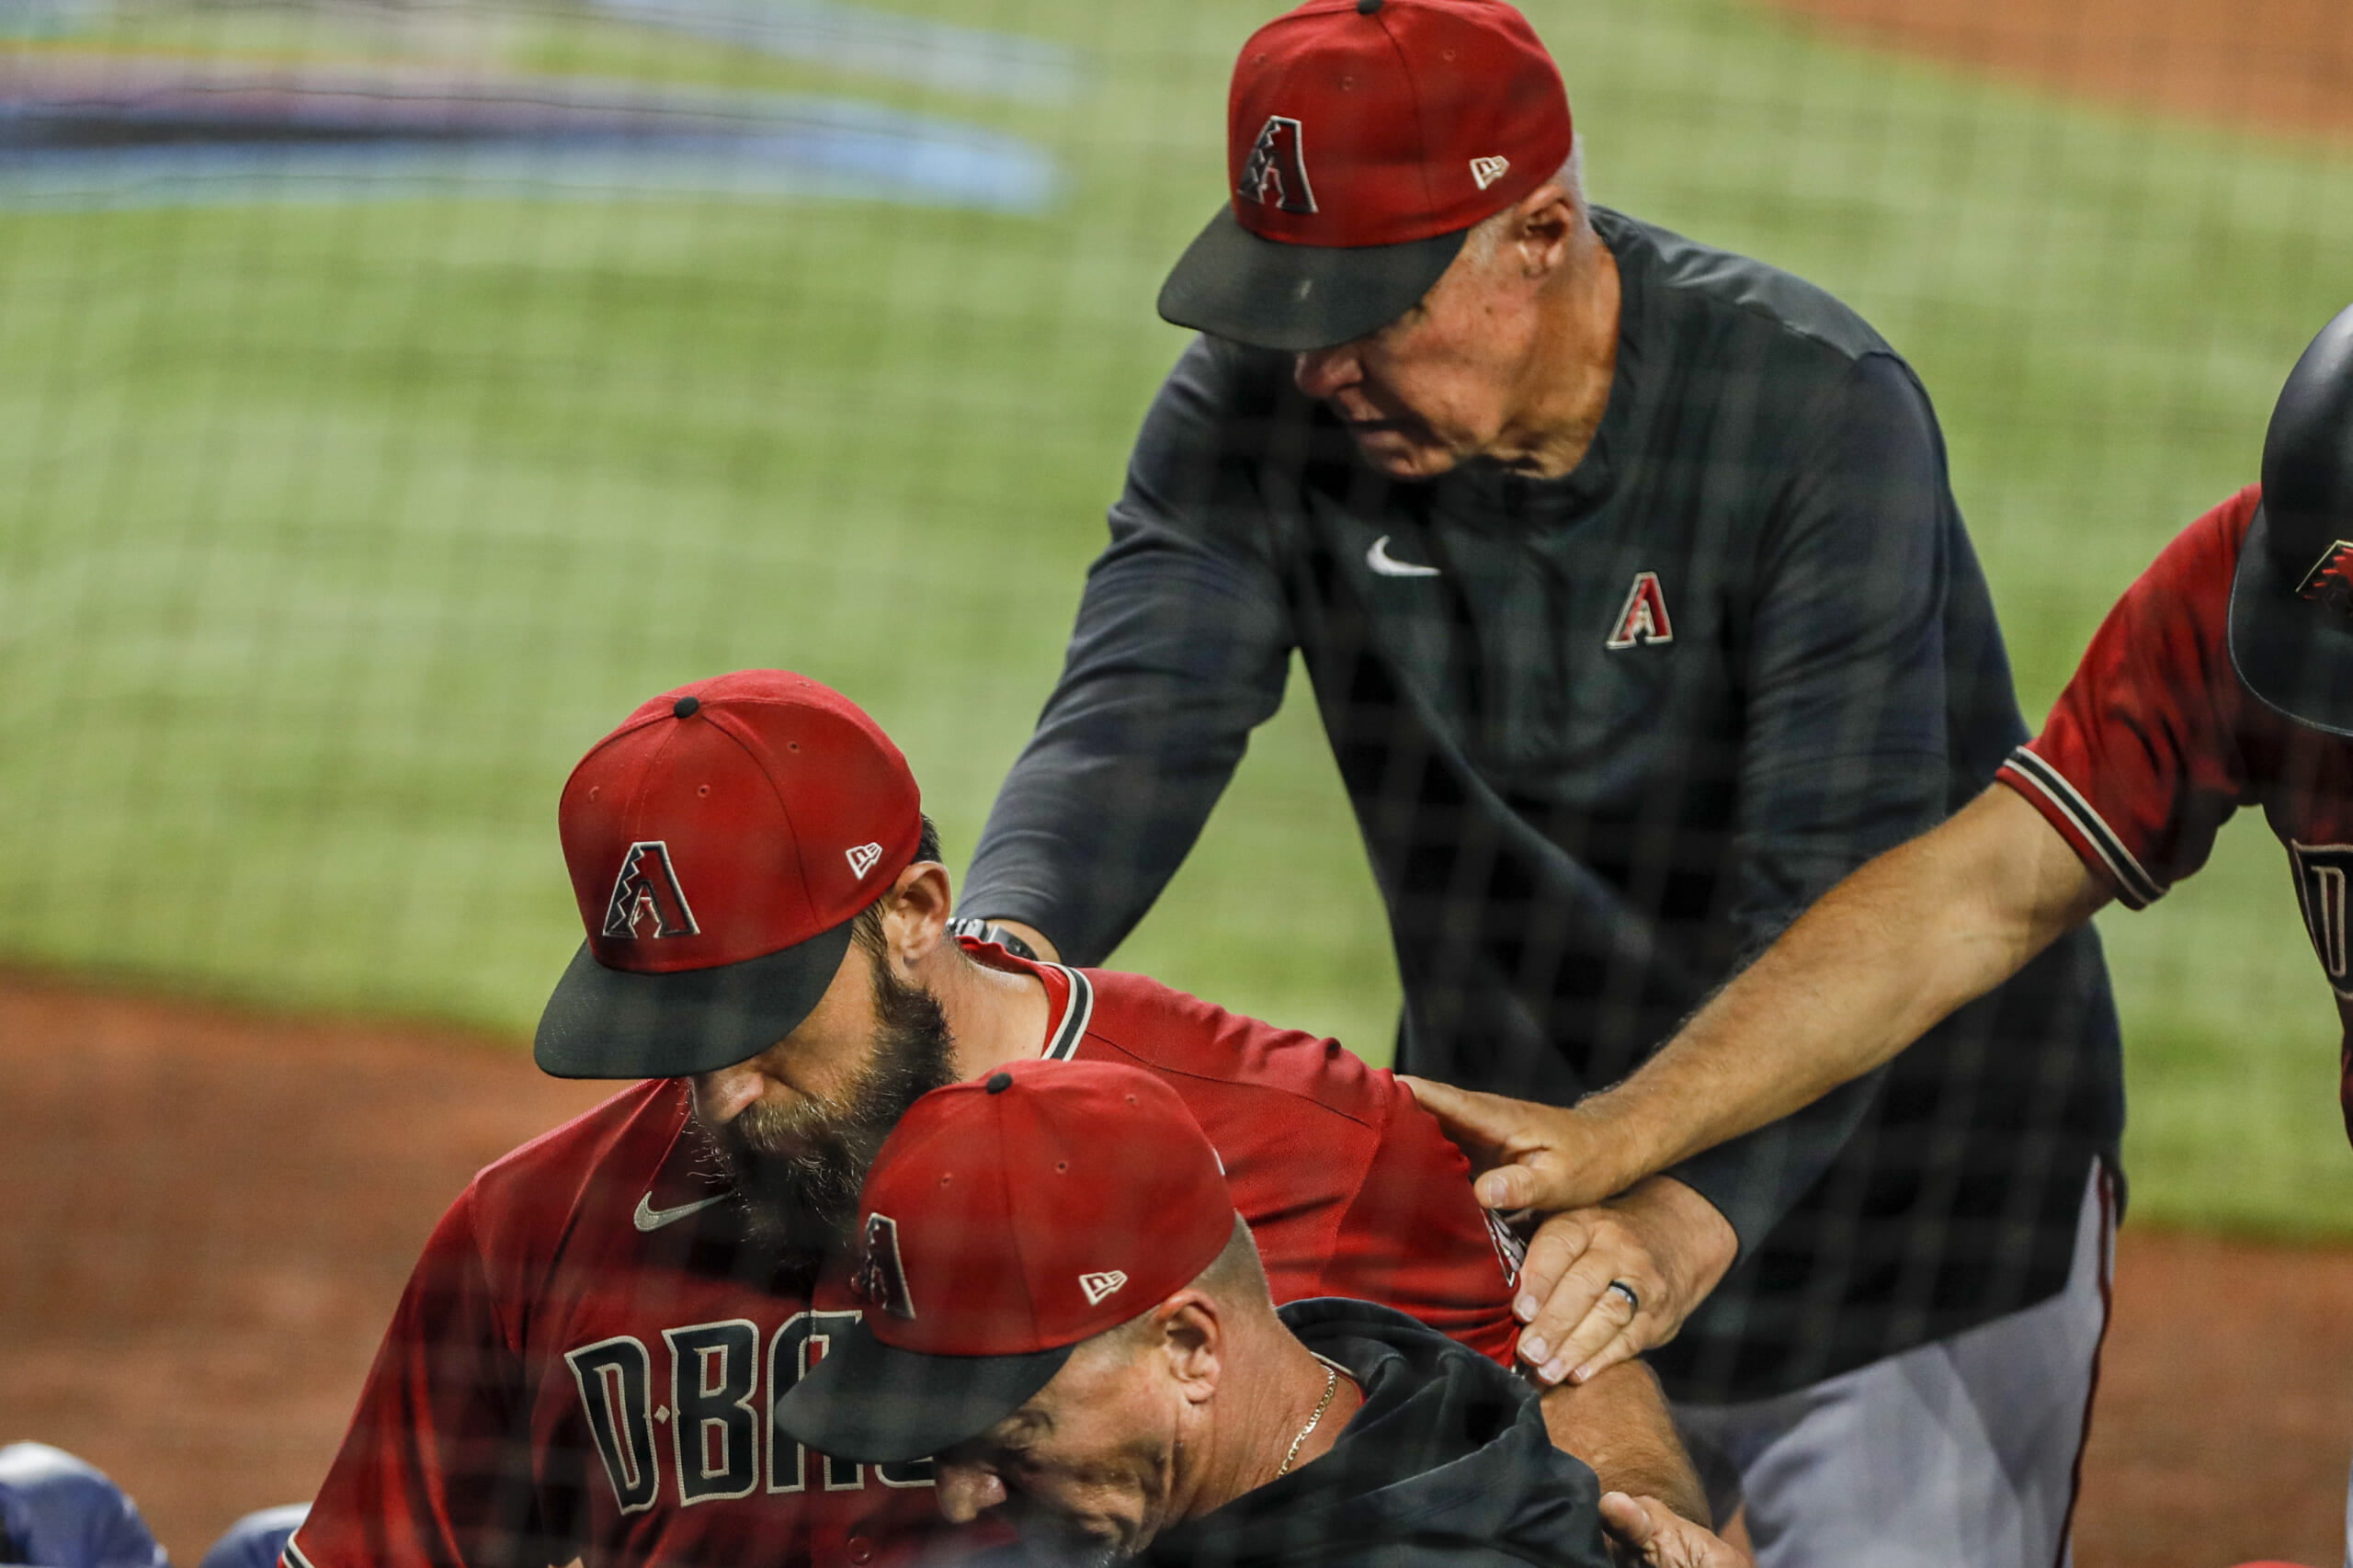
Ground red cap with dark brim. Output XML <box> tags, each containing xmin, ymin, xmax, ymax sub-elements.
<box><xmin>774</xmin><ymin>1061</ymin><xmax>1238</xmax><ymax>1464</ymax></box>
<box><xmin>533</xmin><ymin>671</ymin><xmax>924</xmax><ymax>1079</ymax></box>
<box><xmin>1158</xmin><ymin>0</ymin><xmax>1573</xmax><ymax>352</ymax></box>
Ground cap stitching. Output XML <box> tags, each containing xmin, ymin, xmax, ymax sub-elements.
<box><xmin>699</xmin><ymin>708</ymin><xmax>830</xmax><ymax>955</ymax></box>
<box><xmin>1370</xmin><ymin>6</ymin><xmax>1443</xmax><ymax>237</ymax></box>
<box><xmin>991</xmin><ymin>1099</ymin><xmax>1050</xmax><ymax>1352</ymax></box>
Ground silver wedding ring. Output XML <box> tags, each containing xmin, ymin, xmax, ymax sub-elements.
<box><xmin>1605</xmin><ymin>1278</ymin><xmax>1642</xmax><ymax>1314</ymax></box>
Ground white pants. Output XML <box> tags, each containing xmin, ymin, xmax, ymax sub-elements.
<box><xmin>1675</xmin><ymin>1164</ymin><xmax>2114</xmax><ymax>1568</ymax></box>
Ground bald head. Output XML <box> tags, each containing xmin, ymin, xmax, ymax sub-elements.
<box><xmin>928</xmin><ymin>1218</ymin><xmax>1307</xmax><ymax>1565</ymax></box>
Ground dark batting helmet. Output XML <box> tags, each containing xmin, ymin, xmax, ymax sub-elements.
<box><xmin>2229</xmin><ymin>301</ymin><xmax>2353</xmax><ymax>734</ymax></box>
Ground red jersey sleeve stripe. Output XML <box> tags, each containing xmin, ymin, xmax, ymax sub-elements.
<box><xmin>1998</xmin><ymin>745</ymin><xmax>2165</xmax><ymax>909</ymax></box>
<box><xmin>1042</xmin><ymin>966</ymin><xmax>1094</xmax><ymax>1060</ymax></box>
<box><xmin>279</xmin><ymin>1538</ymin><xmax>321</xmax><ymax>1568</ymax></box>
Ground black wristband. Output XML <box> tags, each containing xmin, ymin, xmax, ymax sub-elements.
<box><xmin>948</xmin><ymin>916</ymin><xmax>1040</xmax><ymax>962</ymax></box>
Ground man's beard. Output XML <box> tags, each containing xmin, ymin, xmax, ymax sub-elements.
<box><xmin>693</xmin><ymin>952</ymin><xmax>957</xmax><ymax>1248</ymax></box>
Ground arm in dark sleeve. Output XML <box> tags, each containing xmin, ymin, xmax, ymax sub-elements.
<box><xmin>1665</xmin><ymin>352</ymin><xmax>1960</xmax><ymax>1251</ymax></box>
<box><xmin>959</xmin><ymin>338</ymin><xmax>1295</xmax><ymax>965</ymax></box>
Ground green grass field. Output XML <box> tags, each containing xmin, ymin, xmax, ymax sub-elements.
<box><xmin>4</xmin><ymin>0</ymin><xmax>2352</xmax><ymax>1233</ymax></box>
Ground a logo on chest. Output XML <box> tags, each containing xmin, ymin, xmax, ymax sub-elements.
<box><xmin>563</xmin><ymin>1312</ymin><xmax>933</xmax><ymax>1517</ymax></box>
<box><xmin>1605</xmin><ymin>571</ymin><xmax>1674</xmax><ymax>650</ymax></box>
<box><xmin>2291</xmin><ymin>841</ymin><xmax>2353</xmax><ymax>997</ymax></box>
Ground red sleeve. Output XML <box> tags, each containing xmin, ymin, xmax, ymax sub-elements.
<box><xmin>1318</xmin><ymin>1070</ymin><xmax>1523</xmax><ymax>1367</ymax></box>
<box><xmin>1995</xmin><ymin>487</ymin><xmax>2259</xmax><ymax>908</ymax></box>
<box><xmin>286</xmin><ymin>1188</ymin><xmax>540</xmax><ymax>1568</ymax></box>
<box><xmin>1078</xmin><ymin>971</ymin><xmax>1522</xmax><ymax>1367</ymax></box>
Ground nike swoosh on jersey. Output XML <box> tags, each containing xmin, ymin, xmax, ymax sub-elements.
<box><xmin>632</xmin><ymin>1191</ymin><xmax>731</xmax><ymax>1232</ymax></box>
<box><xmin>1366</xmin><ymin>535</ymin><xmax>1441</xmax><ymax>577</ymax></box>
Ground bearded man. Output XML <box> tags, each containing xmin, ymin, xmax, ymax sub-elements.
<box><xmin>285</xmin><ymin>670</ymin><xmax>1702</xmax><ymax>1568</ymax></box>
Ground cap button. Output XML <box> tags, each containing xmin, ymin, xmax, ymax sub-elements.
<box><xmin>673</xmin><ymin>695</ymin><xmax>699</xmax><ymax>718</ymax></box>
<box><xmin>1356</xmin><ymin>0</ymin><xmax>1381</xmax><ymax>12</ymax></box>
<box><xmin>985</xmin><ymin>1072</ymin><xmax>1013</xmax><ymax>1095</ymax></box>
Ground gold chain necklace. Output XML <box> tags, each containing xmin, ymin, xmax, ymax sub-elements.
<box><xmin>1274</xmin><ymin>1360</ymin><xmax>1343</xmax><ymax>1480</ymax></box>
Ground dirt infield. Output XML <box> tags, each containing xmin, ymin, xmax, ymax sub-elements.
<box><xmin>1764</xmin><ymin>0</ymin><xmax>2353</xmax><ymax>143</ymax></box>
<box><xmin>4</xmin><ymin>973</ymin><xmax>2348</xmax><ymax>1566</ymax></box>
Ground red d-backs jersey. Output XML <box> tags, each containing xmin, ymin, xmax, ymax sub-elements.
<box><xmin>288</xmin><ymin>948</ymin><xmax>1522</xmax><ymax>1568</ymax></box>
<box><xmin>1996</xmin><ymin>484</ymin><xmax>2353</xmax><ymax>1135</ymax></box>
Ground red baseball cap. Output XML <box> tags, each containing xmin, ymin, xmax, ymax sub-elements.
<box><xmin>773</xmin><ymin>1059</ymin><xmax>1238</xmax><ymax>1464</ymax></box>
<box><xmin>1158</xmin><ymin>0</ymin><xmax>1573</xmax><ymax>352</ymax></box>
<box><xmin>533</xmin><ymin>670</ymin><xmax>925</xmax><ymax>1079</ymax></box>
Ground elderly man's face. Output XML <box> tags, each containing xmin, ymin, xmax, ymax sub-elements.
<box><xmin>1290</xmin><ymin>237</ymin><xmax>1541</xmax><ymax>482</ymax></box>
<box><xmin>932</xmin><ymin>1337</ymin><xmax>1189</xmax><ymax>1568</ymax></box>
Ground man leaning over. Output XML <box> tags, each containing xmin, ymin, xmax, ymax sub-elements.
<box><xmin>284</xmin><ymin>670</ymin><xmax>1703</xmax><ymax>1568</ymax></box>
<box><xmin>778</xmin><ymin>1059</ymin><xmax>1737</xmax><ymax>1568</ymax></box>
<box><xmin>960</xmin><ymin>0</ymin><xmax>2122</xmax><ymax>1558</ymax></box>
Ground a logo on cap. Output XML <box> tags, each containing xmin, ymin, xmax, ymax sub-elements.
<box><xmin>1238</xmin><ymin>116</ymin><xmax>1317</xmax><ymax>215</ymax></box>
<box><xmin>2297</xmin><ymin>540</ymin><xmax>2353</xmax><ymax>619</ymax></box>
<box><xmin>600</xmin><ymin>841</ymin><xmax>700</xmax><ymax>939</ymax></box>
<box><xmin>1470</xmin><ymin>155</ymin><xmax>1510</xmax><ymax>190</ymax></box>
<box><xmin>846</xmin><ymin>842</ymin><xmax>883</xmax><ymax>879</ymax></box>
<box><xmin>1078</xmin><ymin>1269</ymin><xmax>1129</xmax><ymax>1306</ymax></box>
<box><xmin>854</xmin><ymin>1212</ymin><xmax>918</xmax><ymax>1320</ymax></box>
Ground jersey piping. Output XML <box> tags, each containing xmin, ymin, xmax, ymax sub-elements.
<box><xmin>1038</xmin><ymin>963</ymin><xmax>1094</xmax><ymax>1061</ymax></box>
<box><xmin>1999</xmin><ymin>745</ymin><xmax>2165</xmax><ymax>908</ymax></box>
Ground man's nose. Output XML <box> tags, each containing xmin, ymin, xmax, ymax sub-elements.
<box><xmin>691</xmin><ymin>1060</ymin><xmax>767</xmax><ymax>1124</ymax></box>
<box><xmin>934</xmin><ymin>1462</ymin><xmax>1006</xmax><ymax>1524</ymax></box>
<box><xmin>1293</xmin><ymin>341</ymin><xmax>1361</xmax><ymax>401</ymax></box>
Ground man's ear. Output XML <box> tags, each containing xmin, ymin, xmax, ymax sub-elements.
<box><xmin>881</xmin><ymin>861</ymin><xmax>953</xmax><ymax>969</ymax></box>
<box><xmin>1513</xmin><ymin>186</ymin><xmax>1577</xmax><ymax>279</ymax></box>
<box><xmin>1156</xmin><ymin>1295</ymin><xmax>1224</xmax><ymax>1407</ymax></box>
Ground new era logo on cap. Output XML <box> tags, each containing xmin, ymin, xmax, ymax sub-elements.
<box><xmin>846</xmin><ymin>842</ymin><xmax>884</xmax><ymax>879</ymax></box>
<box><xmin>1078</xmin><ymin>1269</ymin><xmax>1128</xmax><ymax>1305</ymax></box>
<box><xmin>1470</xmin><ymin>154</ymin><xmax>1509</xmax><ymax>190</ymax></box>
<box><xmin>600</xmin><ymin>841</ymin><xmax>699</xmax><ymax>939</ymax></box>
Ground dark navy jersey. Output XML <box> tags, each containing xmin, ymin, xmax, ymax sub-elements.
<box><xmin>963</xmin><ymin>207</ymin><xmax>2122</xmax><ymax>1401</ymax></box>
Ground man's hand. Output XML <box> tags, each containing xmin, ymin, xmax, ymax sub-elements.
<box><xmin>1512</xmin><ymin>1176</ymin><xmax>1736</xmax><ymax>1387</ymax></box>
<box><xmin>1600</xmin><ymin>1493</ymin><xmax>1750</xmax><ymax>1568</ymax></box>
<box><xmin>1399</xmin><ymin>1076</ymin><xmax>1630</xmax><ymax>1213</ymax></box>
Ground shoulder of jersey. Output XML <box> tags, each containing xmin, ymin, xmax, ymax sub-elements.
<box><xmin>468</xmin><ymin>1078</ymin><xmax>683</xmax><ymax>1206</ymax></box>
<box><xmin>1073</xmin><ymin>967</ymin><xmax>1381</xmax><ymax>1122</ymax></box>
<box><xmin>2138</xmin><ymin>483</ymin><xmax>2263</xmax><ymax>619</ymax></box>
<box><xmin>2212</xmin><ymin>483</ymin><xmax>2266</xmax><ymax>551</ymax></box>
<box><xmin>1614</xmin><ymin>208</ymin><xmax>1891</xmax><ymax>367</ymax></box>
